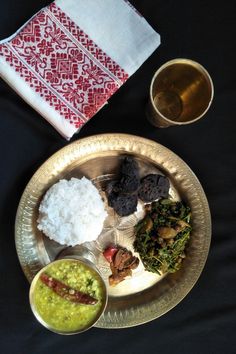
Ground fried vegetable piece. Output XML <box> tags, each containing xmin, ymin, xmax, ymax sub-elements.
<box><xmin>108</xmin><ymin>192</ymin><xmax>138</xmax><ymax>216</ymax></box>
<box><xmin>103</xmin><ymin>245</ymin><xmax>139</xmax><ymax>286</ymax></box>
<box><xmin>106</xmin><ymin>158</ymin><xmax>171</xmax><ymax>217</ymax></box>
<box><xmin>118</xmin><ymin>157</ymin><xmax>140</xmax><ymax>193</ymax></box>
<box><xmin>118</xmin><ymin>174</ymin><xmax>140</xmax><ymax>194</ymax></box>
<box><xmin>121</xmin><ymin>157</ymin><xmax>138</xmax><ymax>176</ymax></box>
<box><xmin>106</xmin><ymin>157</ymin><xmax>140</xmax><ymax>216</ymax></box>
<box><xmin>138</xmin><ymin>174</ymin><xmax>170</xmax><ymax>202</ymax></box>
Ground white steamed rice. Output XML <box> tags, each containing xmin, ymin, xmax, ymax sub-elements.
<box><xmin>37</xmin><ymin>177</ymin><xmax>107</xmax><ymax>246</ymax></box>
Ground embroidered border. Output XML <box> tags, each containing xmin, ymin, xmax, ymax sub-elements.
<box><xmin>0</xmin><ymin>2</ymin><xmax>129</xmax><ymax>129</ymax></box>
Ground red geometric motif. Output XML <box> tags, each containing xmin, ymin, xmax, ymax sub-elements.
<box><xmin>0</xmin><ymin>2</ymin><xmax>129</xmax><ymax>129</ymax></box>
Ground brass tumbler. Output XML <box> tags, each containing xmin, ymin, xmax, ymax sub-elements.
<box><xmin>147</xmin><ymin>59</ymin><xmax>214</xmax><ymax>127</ymax></box>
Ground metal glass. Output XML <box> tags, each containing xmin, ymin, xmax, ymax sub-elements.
<box><xmin>147</xmin><ymin>59</ymin><xmax>214</xmax><ymax>127</ymax></box>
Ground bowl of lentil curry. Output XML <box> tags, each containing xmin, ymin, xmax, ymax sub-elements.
<box><xmin>29</xmin><ymin>258</ymin><xmax>107</xmax><ymax>334</ymax></box>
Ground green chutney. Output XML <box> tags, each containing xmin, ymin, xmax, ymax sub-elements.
<box><xmin>32</xmin><ymin>259</ymin><xmax>106</xmax><ymax>333</ymax></box>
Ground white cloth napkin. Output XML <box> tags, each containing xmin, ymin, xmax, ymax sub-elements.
<box><xmin>0</xmin><ymin>0</ymin><xmax>160</xmax><ymax>139</ymax></box>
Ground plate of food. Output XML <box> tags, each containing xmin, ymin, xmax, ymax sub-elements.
<box><xmin>15</xmin><ymin>133</ymin><xmax>211</xmax><ymax>328</ymax></box>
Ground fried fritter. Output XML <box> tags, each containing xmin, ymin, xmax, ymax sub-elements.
<box><xmin>138</xmin><ymin>174</ymin><xmax>170</xmax><ymax>202</ymax></box>
<box><xmin>108</xmin><ymin>192</ymin><xmax>138</xmax><ymax>216</ymax></box>
<box><xmin>118</xmin><ymin>157</ymin><xmax>140</xmax><ymax>193</ymax></box>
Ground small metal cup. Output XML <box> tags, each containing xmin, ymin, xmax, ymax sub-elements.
<box><xmin>147</xmin><ymin>58</ymin><xmax>214</xmax><ymax>127</ymax></box>
<box><xmin>29</xmin><ymin>258</ymin><xmax>107</xmax><ymax>335</ymax></box>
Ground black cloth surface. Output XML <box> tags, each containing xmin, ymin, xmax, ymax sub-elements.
<box><xmin>0</xmin><ymin>1</ymin><xmax>235</xmax><ymax>353</ymax></box>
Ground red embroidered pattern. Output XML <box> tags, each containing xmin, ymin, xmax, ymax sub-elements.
<box><xmin>0</xmin><ymin>2</ymin><xmax>129</xmax><ymax>129</ymax></box>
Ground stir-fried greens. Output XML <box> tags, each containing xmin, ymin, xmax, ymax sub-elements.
<box><xmin>134</xmin><ymin>199</ymin><xmax>191</xmax><ymax>274</ymax></box>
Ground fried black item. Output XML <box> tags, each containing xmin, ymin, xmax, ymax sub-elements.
<box><xmin>106</xmin><ymin>157</ymin><xmax>140</xmax><ymax>195</ymax></box>
<box><xmin>138</xmin><ymin>174</ymin><xmax>170</xmax><ymax>202</ymax></box>
<box><xmin>118</xmin><ymin>157</ymin><xmax>140</xmax><ymax>193</ymax></box>
<box><xmin>121</xmin><ymin>157</ymin><xmax>139</xmax><ymax>177</ymax></box>
<box><xmin>118</xmin><ymin>174</ymin><xmax>140</xmax><ymax>194</ymax></box>
<box><xmin>106</xmin><ymin>181</ymin><xmax>119</xmax><ymax>194</ymax></box>
<box><xmin>157</xmin><ymin>175</ymin><xmax>170</xmax><ymax>197</ymax></box>
<box><xmin>106</xmin><ymin>157</ymin><xmax>140</xmax><ymax>216</ymax></box>
<box><xmin>106</xmin><ymin>158</ymin><xmax>170</xmax><ymax>216</ymax></box>
<box><xmin>108</xmin><ymin>192</ymin><xmax>138</xmax><ymax>216</ymax></box>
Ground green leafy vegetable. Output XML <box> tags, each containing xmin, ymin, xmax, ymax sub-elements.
<box><xmin>134</xmin><ymin>199</ymin><xmax>191</xmax><ymax>274</ymax></box>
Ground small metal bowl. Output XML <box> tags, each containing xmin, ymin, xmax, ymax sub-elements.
<box><xmin>29</xmin><ymin>258</ymin><xmax>107</xmax><ymax>335</ymax></box>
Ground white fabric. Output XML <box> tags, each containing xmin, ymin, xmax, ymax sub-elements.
<box><xmin>56</xmin><ymin>0</ymin><xmax>161</xmax><ymax>76</ymax></box>
<box><xmin>0</xmin><ymin>56</ymin><xmax>76</xmax><ymax>139</ymax></box>
<box><xmin>0</xmin><ymin>0</ymin><xmax>160</xmax><ymax>139</ymax></box>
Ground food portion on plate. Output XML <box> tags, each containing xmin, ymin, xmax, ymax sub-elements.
<box><xmin>138</xmin><ymin>174</ymin><xmax>170</xmax><ymax>202</ymax></box>
<box><xmin>37</xmin><ymin>177</ymin><xmax>107</xmax><ymax>246</ymax></box>
<box><xmin>36</xmin><ymin>156</ymin><xmax>191</xmax><ymax>288</ymax></box>
<box><xmin>106</xmin><ymin>156</ymin><xmax>170</xmax><ymax>216</ymax></box>
<box><xmin>134</xmin><ymin>199</ymin><xmax>191</xmax><ymax>274</ymax></box>
<box><xmin>103</xmin><ymin>245</ymin><xmax>139</xmax><ymax>286</ymax></box>
<box><xmin>30</xmin><ymin>259</ymin><xmax>107</xmax><ymax>333</ymax></box>
<box><xmin>106</xmin><ymin>157</ymin><xmax>140</xmax><ymax>216</ymax></box>
<box><xmin>15</xmin><ymin>135</ymin><xmax>210</xmax><ymax>329</ymax></box>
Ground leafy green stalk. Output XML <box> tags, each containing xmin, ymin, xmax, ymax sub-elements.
<box><xmin>134</xmin><ymin>199</ymin><xmax>192</xmax><ymax>274</ymax></box>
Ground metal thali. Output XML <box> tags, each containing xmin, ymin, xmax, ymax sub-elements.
<box><xmin>15</xmin><ymin>134</ymin><xmax>211</xmax><ymax>328</ymax></box>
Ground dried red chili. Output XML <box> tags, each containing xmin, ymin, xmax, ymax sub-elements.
<box><xmin>40</xmin><ymin>273</ymin><xmax>98</xmax><ymax>305</ymax></box>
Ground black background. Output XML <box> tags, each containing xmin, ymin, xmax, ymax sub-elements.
<box><xmin>0</xmin><ymin>1</ymin><xmax>235</xmax><ymax>353</ymax></box>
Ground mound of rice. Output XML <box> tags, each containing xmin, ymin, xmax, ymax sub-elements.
<box><xmin>37</xmin><ymin>177</ymin><xmax>107</xmax><ymax>246</ymax></box>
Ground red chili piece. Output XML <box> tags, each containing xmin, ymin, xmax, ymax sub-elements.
<box><xmin>103</xmin><ymin>246</ymin><xmax>118</xmax><ymax>263</ymax></box>
<box><xmin>40</xmin><ymin>273</ymin><xmax>98</xmax><ymax>305</ymax></box>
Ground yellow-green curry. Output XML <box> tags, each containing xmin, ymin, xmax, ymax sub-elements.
<box><xmin>31</xmin><ymin>259</ymin><xmax>106</xmax><ymax>333</ymax></box>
